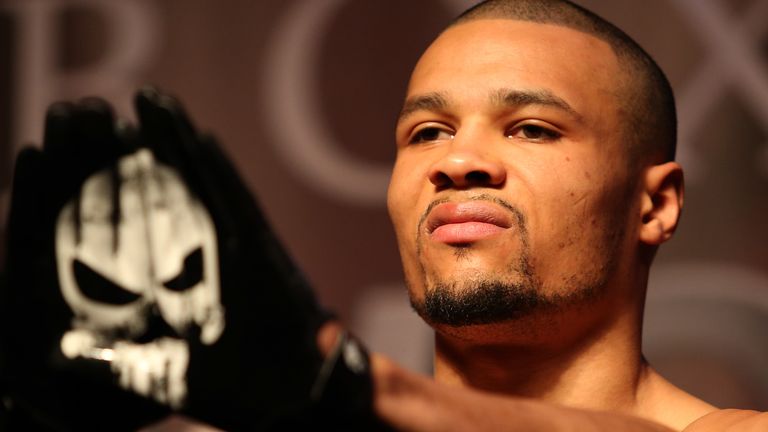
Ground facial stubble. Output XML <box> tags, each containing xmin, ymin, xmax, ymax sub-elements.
<box><xmin>409</xmin><ymin>195</ymin><xmax>615</xmax><ymax>327</ymax></box>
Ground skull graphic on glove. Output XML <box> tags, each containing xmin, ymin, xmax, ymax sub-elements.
<box><xmin>1</xmin><ymin>90</ymin><xmax>383</xmax><ymax>431</ymax></box>
<box><xmin>54</xmin><ymin>148</ymin><xmax>224</xmax><ymax>407</ymax></box>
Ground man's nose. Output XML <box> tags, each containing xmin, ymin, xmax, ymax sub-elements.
<box><xmin>427</xmin><ymin>149</ymin><xmax>506</xmax><ymax>189</ymax></box>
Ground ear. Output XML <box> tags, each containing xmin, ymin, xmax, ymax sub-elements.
<box><xmin>639</xmin><ymin>162</ymin><xmax>684</xmax><ymax>245</ymax></box>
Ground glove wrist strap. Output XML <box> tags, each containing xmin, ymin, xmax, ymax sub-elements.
<box><xmin>310</xmin><ymin>330</ymin><xmax>373</xmax><ymax>415</ymax></box>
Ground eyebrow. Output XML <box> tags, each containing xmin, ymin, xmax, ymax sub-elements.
<box><xmin>398</xmin><ymin>88</ymin><xmax>583</xmax><ymax>124</ymax></box>
<box><xmin>493</xmin><ymin>88</ymin><xmax>583</xmax><ymax>122</ymax></box>
<box><xmin>398</xmin><ymin>92</ymin><xmax>449</xmax><ymax>122</ymax></box>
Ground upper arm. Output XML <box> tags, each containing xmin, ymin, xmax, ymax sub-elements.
<box><xmin>684</xmin><ymin>409</ymin><xmax>768</xmax><ymax>432</ymax></box>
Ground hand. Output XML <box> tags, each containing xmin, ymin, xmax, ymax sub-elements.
<box><xmin>1</xmin><ymin>98</ymin><xmax>171</xmax><ymax>430</ymax></box>
<box><xmin>1</xmin><ymin>89</ymin><xmax>387</xmax><ymax>431</ymax></box>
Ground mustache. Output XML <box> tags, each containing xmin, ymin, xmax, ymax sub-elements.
<box><xmin>415</xmin><ymin>193</ymin><xmax>528</xmax><ymax>243</ymax></box>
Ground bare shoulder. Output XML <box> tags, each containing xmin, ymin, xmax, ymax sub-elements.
<box><xmin>639</xmin><ymin>367</ymin><xmax>717</xmax><ymax>430</ymax></box>
<box><xmin>643</xmin><ymin>367</ymin><xmax>767</xmax><ymax>431</ymax></box>
<box><xmin>684</xmin><ymin>409</ymin><xmax>768</xmax><ymax>431</ymax></box>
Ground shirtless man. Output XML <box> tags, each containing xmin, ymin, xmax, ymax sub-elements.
<box><xmin>3</xmin><ymin>0</ymin><xmax>765</xmax><ymax>430</ymax></box>
<box><xmin>319</xmin><ymin>0</ymin><xmax>767</xmax><ymax>430</ymax></box>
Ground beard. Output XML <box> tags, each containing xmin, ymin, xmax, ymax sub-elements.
<box><xmin>409</xmin><ymin>271</ymin><xmax>603</xmax><ymax>327</ymax></box>
<box><xmin>409</xmin><ymin>194</ymin><xmax>615</xmax><ymax>327</ymax></box>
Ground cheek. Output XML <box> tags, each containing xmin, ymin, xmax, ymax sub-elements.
<box><xmin>525</xmin><ymin>172</ymin><xmax>610</xmax><ymax>255</ymax></box>
<box><xmin>387</xmin><ymin>157</ymin><xmax>432</xmax><ymax>292</ymax></box>
<box><xmin>387</xmin><ymin>156</ymin><xmax>427</xmax><ymax>229</ymax></box>
<box><xmin>387</xmin><ymin>166</ymin><xmax>419</xmax><ymax>256</ymax></box>
<box><xmin>387</xmin><ymin>175</ymin><xmax>410</xmax><ymax>240</ymax></box>
<box><xmin>531</xmin><ymin>177</ymin><xmax>634</xmax><ymax>286</ymax></box>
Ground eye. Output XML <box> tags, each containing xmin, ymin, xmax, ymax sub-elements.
<box><xmin>409</xmin><ymin>126</ymin><xmax>454</xmax><ymax>144</ymax></box>
<box><xmin>163</xmin><ymin>247</ymin><xmax>204</xmax><ymax>292</ymax></box>
<box><xmin>507</xmin><ymin>123</ymin><xmax>561</xmax><ymax>142</ymax></box>
<box><xmin>73</xmin><ymin>259</ymin><xmax>142</xmax><ymax>305</ymax></box>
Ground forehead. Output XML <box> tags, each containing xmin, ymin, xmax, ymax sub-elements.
<box><xmin>407</xmin><ymin>19</ymin><xmax>624</xmax><ymax>115</ymax></box>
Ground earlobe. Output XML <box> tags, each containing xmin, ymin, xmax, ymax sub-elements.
<box><xmin>638</xmin><ymin>162</ymin><xmax>684</xmax><ymax>246</ymax></box>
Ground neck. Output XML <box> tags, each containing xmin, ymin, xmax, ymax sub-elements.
<box><xmin>433</xmin><ymin>290</ymin><xmax>648</xmax><ymax>414</ymax></box>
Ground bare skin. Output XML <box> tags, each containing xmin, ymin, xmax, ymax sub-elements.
<box><xmin>318</xmin><ymin>322</ymin><xmax>766</xmax><ymax>431</ymax></box>
<box><xmin>317</xmin><ymin>18</ymin><xmax>768</xmax><ymax>432</ymax></box>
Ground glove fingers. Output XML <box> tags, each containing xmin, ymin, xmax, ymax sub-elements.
<box><xmin>136</xmin><ymin>85</ymin><xmax>329</xmax><ymax>328</ymax></box>
<box><xmin>5</xmin><ymin>148</ymin><xmax>46</xmax><ymax>262</ymax></box>
<box><xmin>190</xmin><ymin>134</ymin><xmax>244</xmax><ymax>231</ymax></box>
<box><xmin>70</xmin><ymin>97</ymin><xmax>126</xmax><ymax>168</ymax></box>
<box><xmin>44</xmin><ymin>98</ymin><xmax>128</xmax><ymax>195</ymax></box>
<box><xmin>194</xmin><ymin>134</ymin><xmax>331</xmax><ymax>340</ymax></box>
<box><xmin>135</xmin><ymin>87</ymin><xmax>201</xmax><ymax>167</ymax></box>
<box><xmin>42</xmin><ymin>102</ymin><xmax>75</xmax><ymax>154</ymax></box>
<box><xmin>135</xmin><ymin>88</ymin><xmax>217</xmax><ymax>227</ymax></box>
<box><xmin>45</xmin><ymin>97</ymin><xmax>114</xmax><ymax>158</ymax></box>
<box><xmin>196</xmin><ymin>133</ymin><xmax>250</xmax><ymax>204</ymax></box>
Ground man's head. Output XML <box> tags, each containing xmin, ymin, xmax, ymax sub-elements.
<box><xmin>387</xmin><ymin>0</ymin><xmax>683</xmax><ymax>338</ymax></box>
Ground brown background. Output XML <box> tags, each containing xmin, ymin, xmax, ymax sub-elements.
<box><xmin>1</xmin><ymin>0</ymin><xmax>767</xmax><ymax>412</ymax></box>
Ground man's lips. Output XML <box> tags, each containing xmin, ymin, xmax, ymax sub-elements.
<box><xmin>425</xmin><ymin>201</ymin><xmax>513</xmax><ymax>244</ymax></box>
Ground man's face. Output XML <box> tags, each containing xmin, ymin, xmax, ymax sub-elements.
<box><xmin>388</xmin><ymin>20</ymin><xmax>640</xmax><ymax>328</ymax></box>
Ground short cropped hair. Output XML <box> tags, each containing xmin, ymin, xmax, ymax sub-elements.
<box><xmin>452</xmin><ymin>0</ymin><xmax>677</xmax><ymax>165</ymax></box>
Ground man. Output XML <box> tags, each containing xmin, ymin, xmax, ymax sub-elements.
<box><xmin>2</xmin><ymin>0</ymin><xmax>765</xmax><ymax>431</ymax></box>
<box><xmin>315</xmin><ymin>0</ymin><xmax>766</xmax><ymax>430</ymax></box>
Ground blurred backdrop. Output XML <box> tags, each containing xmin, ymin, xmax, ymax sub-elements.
<box><xmin>0</xmin><ymin>0</ymin><xmax>766</xmax><ymax>412</ymax></box>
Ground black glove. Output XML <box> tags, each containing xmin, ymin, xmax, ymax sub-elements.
<box><xmin>1</xmin><ymin>98</ymin><xmax>170</xmax><ymax>431</ymax></box>
<box><xmin>1</xmin><ymin>89</ymin><xmax>387</xmax><ymax>431</ymax></box>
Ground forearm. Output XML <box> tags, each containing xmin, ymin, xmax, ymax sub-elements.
<box><xmin>371</xmin><ymin>354</ymin><xmax>674</xmax><ymax>432</ymax></box>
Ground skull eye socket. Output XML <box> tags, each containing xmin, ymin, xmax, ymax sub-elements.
<box><xmin>162</xmin><ymin>247</ymin><xmax>204</xmax><ymax>292</ymax></box>
<box><xmin>73</xmin><ymin>259</ymin><xmax>143</xmax><ymax>305</ymax></box>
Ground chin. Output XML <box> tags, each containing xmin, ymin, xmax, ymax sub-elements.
<box><xmin>409</xmin><ymin>267</ymin><xmax>538</xmax><ymax>326</ymax></box>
